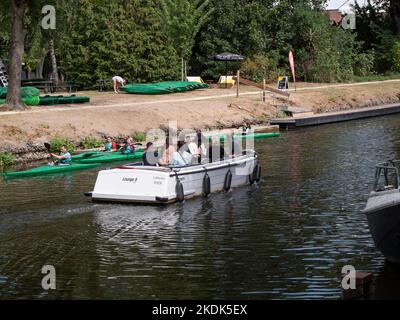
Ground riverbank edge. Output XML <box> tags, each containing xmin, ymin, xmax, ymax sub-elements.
<box><xmin>0</xmin><ymin>124</ymin><xmax>280</xmax><ymax>165</ymax></box>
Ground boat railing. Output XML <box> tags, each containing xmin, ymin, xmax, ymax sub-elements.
<box><xmin>373</xmin><ymin>160</ymin><xmax>400</xmax><ymax>192</ymax></box>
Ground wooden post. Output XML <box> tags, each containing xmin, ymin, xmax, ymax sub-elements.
<box><xmin>262</xmin><ymin>78</ymin><xmax>266</xmax><ymax>103</ymax></box>
<box><xmin>236</xmin><ymin>70</ymin><xmax>240</xmax><ymax>97</ymax></box>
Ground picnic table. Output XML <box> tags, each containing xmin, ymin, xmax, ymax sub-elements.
<box><xmin>21</xmin><ymin>79</ymin><xmax>79</xmax><ymax>93</ymax></box>
<box><xmin>95</xmin><ymin>79</ymin><xmax>112</xmax><ymax>92</ymax></box>
<box><xmin>22</xmin><ymin>79</ymin><xmax>54</xmax><ymax>93</ymax></box>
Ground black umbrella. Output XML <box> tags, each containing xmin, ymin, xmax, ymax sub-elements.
<box><xmin>213</xmin><ymin>52</ymin><xmax>245</xmax><ymax>88</ymax></box>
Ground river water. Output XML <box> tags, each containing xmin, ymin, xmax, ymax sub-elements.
<box><xmin>1</xmin><ymin>115</ymin><xmax>400</xmax><ymax>300</ymax></box>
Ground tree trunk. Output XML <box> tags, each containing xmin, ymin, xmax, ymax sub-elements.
<box><xmin>391</xmin><ymin>0</ymin><xmax>400</xmax><ymax>34</ymax></box>
<box><xmin>35</xmin><ymin>48</ymin><xmax>49</xmax><ymax>79</ymax></box>
<box><xmin>5</xmin><ymin>0</ymin><xmax>28</xmax><ymax>110</ymax></box>
<box><xmin>49</xmin><ymin>39</ymin><xmax>59</xmax><ymax>85</ymax></box>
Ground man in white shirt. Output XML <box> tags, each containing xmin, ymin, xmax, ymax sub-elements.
<box><xmin>112</xmin><ymin>76</ymin><xmax>126</xmax><ymax>94</ymax></box>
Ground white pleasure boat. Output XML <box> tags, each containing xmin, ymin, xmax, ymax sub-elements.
<box><xmin>86</xmin><ymin>150</ymin><xmax>261</xmax><ymax>204</ymax></box>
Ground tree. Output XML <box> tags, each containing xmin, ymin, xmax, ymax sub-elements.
<box><xmin>158</xmin><ymin>0</ymin><xmax>214</xmax><ymax>62</ymax></box>
<box><xmin>6</xmin><ymin>0</ymin><xmax>29</xmax><ymax>110</ymax></box>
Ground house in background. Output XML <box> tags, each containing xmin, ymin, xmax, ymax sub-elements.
<box><xmin>326</xmin><ymin>9</ymin><xmax>343</xmax><ymax>26</ymax></box>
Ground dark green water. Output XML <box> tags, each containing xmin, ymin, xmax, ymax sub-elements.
<box><xmin>1</xmin><ymin>115</ymin><xmax>400</xmax><ymax>299</ymax></box>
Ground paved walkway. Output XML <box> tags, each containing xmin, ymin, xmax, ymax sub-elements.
<box><xmin>1</xmin><ymin>79</ymin><xmax>399</xmax><ymax>117</ymax></box>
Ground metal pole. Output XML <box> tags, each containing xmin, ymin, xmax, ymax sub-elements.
<box><xmin>236</xmin><ymin>70</ymin><xmax>240</xmax><ymax>97</ymax></box>
<box><xmin>181</xmin><ymin>57</ymin><xmax>184</xmax><ymax>81</ymax></box>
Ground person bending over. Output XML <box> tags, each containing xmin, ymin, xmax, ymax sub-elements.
<box><xmin>112</xmin><ymin>76</ymin><xmax>126</xmax><ymax>94</ymax></box>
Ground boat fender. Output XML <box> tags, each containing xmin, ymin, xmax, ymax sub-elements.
<box><xmin>176</xmin><ymin>180</ymin><xmax>185</xmax><ymax>202</ymax></box>
<box><xmin>254</xmin><ymin>164</ymin><xmax>262</xmax><ymax>182</ymax></box>
<box><xmin>224</xmin><ymin>169</ymin><xmax>232</xmax><ymax>192</ymax></box>
<box><xmin>203</xmin><ymin>172</ymin><xmax>211</xmax><ymax>196</ymax></box>
<box><xmin>249</xmin><ymin>166</ymin><xmax>256</xmax><ymax>185</ymax></box>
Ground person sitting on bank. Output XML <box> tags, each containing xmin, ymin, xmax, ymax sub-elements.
<box><xmin>50</xmin><ymin>145</ymin><xmax>72</xmax><ymax>166</ymax></box>
<box><xmin>104</xmin><ymin>136</ymin><xmax>117</xmax><ymax>152</ymax></box>
<box><xmin>143</xmin><ymin>142</ymin><xmax>159</xmax><ymax>166</ymax></box>
<box><xmin>112</xmin><ymin>76</ymin><xmax>126</xmax><ymax>94</ymax></box>
<box><xmin>171</xmin><ymin>140</ymin><xmax>192</xmax><ymax>167</ymax></box>
<box><xmin>158</xmin><ymin>137</ymin><xmax>176</xmax><ymax>166</ymax></box>
<box><xmin>119</xmin><ymin>137</ymin><xmax>135</xmax><ymax>154</ymax></box>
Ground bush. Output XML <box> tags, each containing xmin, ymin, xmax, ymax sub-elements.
<box><xmin>0</xmin><ymin>152</ymin><xmax>15</xmax><ymax>167</ymax></box>
<box><xmin>81</xmin><ymin>136</ymin><xmax>103</xmax><ymax>149</ymax></box>
<box><xmin>49</xmin><ymin>137</ymin><xmax>75</xmax><ymax>153</ymax></box>
<box><xmin>392</xmin><ymin>40</ymin><xmax>400</xmax><ymax>73</ymax></box>
<box><xmin>240</xmin><ymin>54</ymin><xmax>280</xmax><ymax>83</ymax></box>
<box><xmin>354</xmin><ymin>51</ymin><xmax>375</xmax><ymax>77</ymax></box>
<box><xmin>132</xmin><ymin>132</ymin><xmax>146</xmax><ymax>142</ymax></box>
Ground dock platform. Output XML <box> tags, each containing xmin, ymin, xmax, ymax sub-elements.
<box><xmin>271</xmin><ymin>103</ymin><xmax>400</xmax><ymax>128</ymax></box>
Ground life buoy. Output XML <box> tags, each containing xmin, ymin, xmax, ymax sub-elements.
<box><xmin>224</xmin><ymin>169</ymin><xmax>232</xmax><ymax>192</ymax></box>
<box><xmin>203</xmin><ymin>172</ymin><xmax>211</xmax><ymax>196</ymax></box>
<box><xmin>176</xmin><ymin>180</ymin><xmax>185</xmax><ymax>202</ymax></box>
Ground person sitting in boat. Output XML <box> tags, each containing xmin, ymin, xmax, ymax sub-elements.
<box><xmin>241</xmin><ymin>122</ymin><xmax>251</xmax><ymax>135</ymax></box>
<box><xmin>171</xmin><ymin>140</ymin><xmax>192</xmax><ymax>167</ymax></box>
<box><xmin>158</xmin><ymin>137</ymin><xmax>176</xmax><ymax>166</ymax></box>
<box><xmin>143</xmin><ymin>142</ymin><xmax>160</xmax><ymax>166</ymax></box>
<box><xmin>188</xmin><ymin>131</ymin><xmax>207</xmax><ymax>164</ymax></box>
<box><xmin>112</xmin><ymin>76</ymin><xmax>126</xmax><ymax>94</ymax></box>
<box><xmin>50</xmin><ymin>145</ymin><xmax>72</xmax><ymax>166</ymax></box>
<box><xmin>119</xmin><ymin>137</ymin><xmax>136</xmax><ymax>154</ymax></box>
<box><xmin>225</xmin><ymin>133</ymin><xmax>242</xmax><ymax>157</ymax></box>
<box><xmin>104</xmin><ymin>136</ymin><xmax>117</xmax><ymax>152</ymax></box>
<box><xmin>208</xmin><ymin>136</ymin><xmax>226</xmax><ymax>163</ymax></box>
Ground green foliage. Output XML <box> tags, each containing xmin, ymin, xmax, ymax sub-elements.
<box><xmin>392</xmin><ymin>40</ymin><xmax>400</xmax><ymax>72</ymax></box>
<box><xmin>57</xmin><ymin>0</ymin><xmax>180</xmax><ymax>87</ymax></box>
<box><xmin>50</xmin><ymin>137</ymin><xmax>75</xmax><ymax>153</ymax></box>
<box><xmin>132</xmin><ymin>132</ymin><xmax>146</xmax><ymax>142</ymax></box>
<box><xmin>352</xmin><ymin>73</ymin><xmax>400</xmax><ymax>82</ymax></box>
<box><xmin>159</xmin><ymin>0</ymin><xmax>214</xmax><ymax>60</ymax></box>
<box><xmin>0</xmin><ymin>152</ymin><xmax>15</xmax><ymax>167</ymax></box>
<box><xmin>81</xmin><ymin>136</ymin><xmax>103</xmax><ymax>149</ymax></box>
<box><xmin>354</xmin><ymin>51</ymin><xmax>376</xmax><ymax>76</ymax></box>
<box><xmin>240</xmin><ymin>54</ymin><xmax>280</xmax><ymax>83</ymax></box>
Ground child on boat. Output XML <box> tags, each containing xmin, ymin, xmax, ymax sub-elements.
<box><xmin>119</xmin><ymin>137</ymin><xmax>136</xmax><ymax>154</ymax></box>
<box><xmin>104</xmin><ymin>136</ymin><xmax>117</xmax><ymax>152</ymax></box>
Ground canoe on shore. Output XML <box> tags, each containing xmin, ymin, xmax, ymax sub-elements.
<box><xmin>2</xmin><ymin>163</ymin><xmax>99</xmax><ymax>179</ymax></box>
<box><xmin>74</xmin><ymin>150</ymin><xmax>145</xmax><ymax>164</ymax></box>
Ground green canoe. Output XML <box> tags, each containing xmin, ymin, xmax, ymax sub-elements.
<box><xmin>39</xmin><ymin>95</ymin><xmax>90</xmax><ymax>105</ymax></box>
<box><xmin>75</xmin><ymin>150</ymin><xmax>145</xmax><ymax>164</ymax></box>
<box><xmin>123</xmin><ymin>81</ymin><xmax>209</xmax><ymax>95</ymax></box>
<box><xmin>2</xmin><ymin>163</ymin><xmax>99</xmax><ymax>179</ymax></box>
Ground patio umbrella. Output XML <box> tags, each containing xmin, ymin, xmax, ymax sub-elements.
<box><xmin>213</xmin><ymin>52</ymin><xmax>245</xmax><ymax>87</ymax></box>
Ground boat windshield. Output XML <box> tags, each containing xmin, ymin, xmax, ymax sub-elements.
<box><xmin>373</xmin><ymin>160</ymin><xmax>400</xmax><ymax>192</ymax></box>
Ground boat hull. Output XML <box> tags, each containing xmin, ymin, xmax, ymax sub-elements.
<box><xmin>364</xmin><ymin>190</ymin><xmax>400</xmax><ymax>263</ymax></box>
<box><xmin>90</xmin><ymin>153</ymin><xmax>258</xmax><ymax>204</ymax></box>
